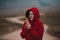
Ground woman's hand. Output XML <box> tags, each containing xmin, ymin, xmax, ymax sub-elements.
<box><xmin>25</xmin><ymin>18</ymin><xmax>31</xmax><ymax>29</ymax></box>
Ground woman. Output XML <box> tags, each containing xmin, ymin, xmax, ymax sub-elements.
<box><xmin>20</xmin><ymin>7</ymin><xmax>44</xmax><ymax>40</ymax></box>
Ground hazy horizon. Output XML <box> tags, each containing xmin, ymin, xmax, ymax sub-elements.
<box><xmin>0</xmin><ymin>0</ymin><xmax>60</xmax><ymax>16</ymax></box>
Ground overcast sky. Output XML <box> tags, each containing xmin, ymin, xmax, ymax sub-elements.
<box><xmin>0</xmin><ymin>0</ymin><xmax>60</xmax><ymax>15</ymax></box>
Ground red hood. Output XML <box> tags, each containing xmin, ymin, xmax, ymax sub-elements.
<box><xmin>25</xmin><ymin>7</ymin><xmax>40</xmax><ymax>26</ymax></box>
<box><xmin>29</xmin><ymin>7</ymin><xmax>40</xmax><ymax>22</ymax></box>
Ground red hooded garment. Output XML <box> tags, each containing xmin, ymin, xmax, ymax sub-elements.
<box><xmin>20</xmin><ymin>7</ymin><xmax>44</xmax><ymax>40</ymax></box>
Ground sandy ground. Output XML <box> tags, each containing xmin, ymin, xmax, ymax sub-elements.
<box><xmin>0</xmin><ymin>16</ymin><xmax>59</xmax><ymax>40</ymax></box>
<box><xmin>0</xmin><ymin>24</ymin><xmax>58</xmax><ymax>40</ymax></box>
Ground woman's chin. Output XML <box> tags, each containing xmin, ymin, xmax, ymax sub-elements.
<box><xmin>30</xmin><ymin>19</ymin><xmax>33</xmax><ymax>20</ymax></box>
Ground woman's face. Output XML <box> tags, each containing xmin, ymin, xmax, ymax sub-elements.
<box><xmin>29</xmin><ymin>11</ymin><xmax>34</xmax><ymax>20</ymax></box>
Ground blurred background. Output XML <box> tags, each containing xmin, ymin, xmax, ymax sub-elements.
<box><xmin>0</xmin><ymin>0</ymin><xmax>60</xmax><ymax>40</ymax></box>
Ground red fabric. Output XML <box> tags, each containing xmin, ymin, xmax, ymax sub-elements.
<box><xmin>20</xmin><ymin>7</ymin><xmax>44</xmax><ymax>40</ymax></box>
